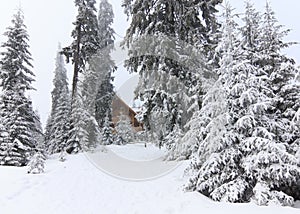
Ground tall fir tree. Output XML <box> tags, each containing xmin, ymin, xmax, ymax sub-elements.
<box><xmin>80</xmin><ymin>57</ymin><xmax>104</xmax><ymax>150</ymax></box>
<box><xmin>45</xmin><ymin>45</ymin><xmax>71</xmax><ymax>154</ymax></box>
<box><xmin>186</xmin><ymin>2</ymin><xmax>300</xmax><ymax>205</ymax></box>
<box><xmin>62</xmin><ymin>0</ymin><xmax>100</xmax><ymax>98</ymax></box>
<box><xmin>254</xmin><ymin>2</ymin><xmax>300</xmax><ymax>201</ymax></box>
<box><xmin>257</xmin><ymin>2</ymin><xmax>300</xmax><ymax>146</ymax></box>
<box><xmin>62</xmin><ymin>0</ymin><xmax>100</xmax><ymax>153</ymax></box>
<box><xmin>66</xmin><ymin>85</ymin><xmax>89</xmax><ymax>153</ymax></box>
<box><xmin>0</xmin><ymin>9</ymin><xmax>37</xmax><ymax>166</ymax></box>
<box><xmin>95</xmin><ymin>0</ymin><xmax>116</xmax><ymax>129</ymax></box>
<box><xmin>122</xmin><ymin>0</ymin><xmax>222</xmax><ymax>145</ymax></box>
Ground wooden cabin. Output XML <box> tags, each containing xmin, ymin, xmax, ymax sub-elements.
<box><xmin>112</xmin><ymin>95</ymin><xmax>143</xmax><ymax>132</ymax></box>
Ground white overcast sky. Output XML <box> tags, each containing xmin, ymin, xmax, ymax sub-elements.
<box><xmin>0</xmin><ymin>0</ymin><xmax>299</xmax><ymax>126</ymax></box>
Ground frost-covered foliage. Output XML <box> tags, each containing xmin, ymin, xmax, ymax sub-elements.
<box><xmin>27</xmin><ymin>151</ymin><xmax>46</xmax><ymax>174</ymax></box>
<box><xmin>95</xmin><ymin>0</ymin><xmax>116</xmax><ymax>129</ymax></box>
<box><xmin>257</xmin><ymin>3</ymin><xmax>300</xmax><ymax>146</ymax></box>
<box><xmin>186</xmin><ymin>2</ymin><xmax>300</xmax><ymax>206</ymax></box>
<box><xmin>60</xmin><ymin>0</ymin><xmax>116</xmax><ymax>153</ymax></box>
<box><xmin>66</xmin><ymin>64</ymin><xmax>104</xmax><ymax>153</ymax></box>
<box><xmin>0</xmin><ymin>9</ymin><xmax>38</xmax><ymax>166</ymax></box>
<box><xmin>33</xmin><ymin>110</ymin><xmax>45</xmax><ymax>151</ymax></box>
<box><xmin>62</xmin><ymin>0</ymin><xmax>100</xmax><ymax>97</ymax></box>
<box><xmin>65</xmin><ymin>88</ymin><xmax>87</xmax><ymax>154</ymax></box>
<box><xmin>123</xmin><ymin>0</ymin><xmax>222</xmax><ymax>144</ymax></box>
<box><xmin>98</xmin><ymin>0</ymin><xmax>114</xmax><ymax>50</ymax></box>
<box><xmin>80</xmin><ymin>58</ymin><xmax>105</xmax><ymax>150</ymax></box>
<box><xmin>164</xmin><ymin>125</ymin><xmax>185</xmax><ymax>160</ymax></box>
<box><xmin>61</xmin><ymin>0</ymin><xmax>111</xmax><ymax>154</ymax></box>
<box><xmin>101</xmin><ymin>112</ymin><xmax>114</xmax><ymax>145</ymax></box>
<box><xmin>45</xmin><ymin>45</ymin><xmax>71</xmax><ymax>155</ymax></box>
<box><xmin>179</xmin><ymin>79</ymin><xmax>228</xmax><ymax>162</ymax></box>
<box><xmin>95</xmin><ymin>73</ymin><xmax>114</xmax><ymax>128</ymax></box>
<box><xmin>137</xmin><ymin>89</ymin><xmax>182</xmax><ymax>145</ymax></box>
<box><xmin>115</xmin><ymin>113</ymin><xmax>134</xmax><ymax>145</ymax></box>
<box><xmin>252</xmin><ymin>182</ymin><xmax>294</xmax><ymax>206</ymax></box>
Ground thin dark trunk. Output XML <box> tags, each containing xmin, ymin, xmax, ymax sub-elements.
<box><xmin>72</xmin><ymin>24</ymin><xmax>82</xmax><ymax>99</ymax></box>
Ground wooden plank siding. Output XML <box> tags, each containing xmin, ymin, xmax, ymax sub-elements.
<box><xmin>112</xmin><ymin>95</ymin><xmax>144</xmax><ymax>132</ymax></box>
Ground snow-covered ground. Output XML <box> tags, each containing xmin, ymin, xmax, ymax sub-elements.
<box><xmin>0</xmin><ymin>143</ymin><xmax>299</xmax><ymax>214</ymax></box>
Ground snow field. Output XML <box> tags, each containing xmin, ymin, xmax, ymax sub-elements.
<box><xmin>0</xmin><ymin>144</ymin><xmax>299</xmax><ymax>214</ymax></box>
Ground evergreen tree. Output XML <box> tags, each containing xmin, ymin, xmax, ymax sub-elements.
<box><xmin>115</xmin><ymin>113</ymin><xmax>134</xmax><ymax>145</ymax></box>
<box><xmin>122</xmin><ymin>0</ymin><xmax>222</xmax><ymax>144</ymax></box>
<box><xmin>0</xmin><ymin>9</ymin><xmax>37</xmax><ymax>166</ymax></box>
<box><xmin>101</xmin><ymin>112</ymin><xmax>114</xmax><ymax>145</ymax></box>
<box><xmin>164</xmin><ymin>124</ymin><xmax>184</xmax><ymax>160</ymax></box>
<box><xmin>95</xmin><ymin>0</ymin><xmax>116</xmax><ymax>128</ymax></box>
<box><xmin>81</xmin><ymin>58</ymin><xmax>103</xmax><ymax>150</ymax></box>
<box><xmin>27</xmin><ymin>151</ymin><xmax>46</xmax><ymax>174</ymax></box>
<box><xmin>65</xmin><ymin>88</ymin><xmax>88</xmax><ymax>153</ymax></box>
<box><xmin>254</xmin><ymin>2</ymin><xmax>300</xmax><ymax>201</ymax></box>
<box><xmin>95</xmin><ymin>75</ymin><xmax>114</xmax><ymax>128</ymax></box>
<box><xmin>186</xmin><ymin>2</ymin><xmax>300</xmax><ymax>206</ymax></box>
<box><xmin>257</xmin><ymin>2</ymin><xmax>300</xmax><ymax>145</ymax></box>
<box><xmin>98</xmin><ymin>0</ymin><xmax>115</xmax><ymax>50</ymax></box>
<box><xmin>186</xmin><ymin>4</ymin><xmax>243</xmax><ymax>197</ymax></box>
<box><xmin>45</xmin><ymin>45</ymin><xmax>71</xmax><ymax>154</ymax></box>
<box><xmin>62</xmin><ymin>0</ymin><xmax>100</xmax><ymax>98</ymax></box>
<box><xmin>62</xmin><ymin>0</ymin><xmax>101</xmax><ymax>154</ymax></box>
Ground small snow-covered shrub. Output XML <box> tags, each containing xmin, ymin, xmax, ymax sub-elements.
<box><xmin>27</xmin><ymin>151</ymin><xmax>46</xmax><ymax>174</ymax></box>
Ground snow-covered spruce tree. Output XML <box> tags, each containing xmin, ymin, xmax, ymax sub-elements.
<box><xmin>0</xmin><ymin>9</ymin><xmax>37</xmax><ymax>166</ymax></box>
<box><xmin>72</xmin><ymin>0</ymin><xmax>116</xmax><ymax>150</ymax></box>
<box><xmin>170</xmin><ymin>1</ymin><xmax>239</xmax><ymax>162</ymax></box>
<box><xmin>257</xmin><ymin>2</ymin><xmax>300</xmax><ymax>145</ymax></box>
<box><xmin>253</xmin><ymin>2</ymin><xmax>300</xmax><ymax>201</ymax></box>
<box><xmin>183</xmin><ymin>1</ymin><xmax>240</xmax><ymax>183</ymax></box>
<box><xmin>186</xmin><ymin>2</ymin><xmax>300</xmax><ymax>206</ymax></box>
<box><xmin>115</xmin><ymin>113</ymin><xmax>134</xmax><ymax>145</ymax></box>
<box><xmin>62</xmin><ymin>0</ymin><xmax>100</xmax><ymax>98</ymax></box>
<box><xmin>52</xmin><ymin>87</ymin><xmax>71</xmax><ymax>152</ymax></box>
<box><xmin>169</xmin><ymin>78</ymin><xmax>228</xmax><ymax>161</ymax></box>
<box><xmin>80</xmin><ymin>57</ymin><xmax>104</xmax><ymax>150</ymax></box>
<box><xmin>62</xmin><ymin>0</ymin><xmax>100</xmax><ymax>153</ymax></box>
<box><xmin>0</xmin><ymin>93</ymin><xmax>39</xmax><ymax>166</ymax></box>
<box><xmin>45</xmin><ymin>45</ymin><xmax>71</xmax><ymax>155</ymax></box>
<box><xmin>122</xmin><ymin>0</ymin><xmax>222</xmax><ymax>144</ymax></box>
<box><xmin>95</xmin><ymin>75</ymin><xmax>114</xmax><ymax>128</ymax></box>
<box><xmin>101</xmin><ymin>112</ymin><xmax>114</xmax><ymax>145</ymax></box>
<box><xmin>95</xmin><ymin>0</ymin><xmax>116</xmax><ymax>128</ymax></box>
<box><xmin>27</xmin><ymin>150</ymin><xmax>46</xmax><ymax>174</ymax></box>
<box><xmin>65</xmin><ymin>85</ymin><xmax>89</xmax><ymax>153</ymax></box>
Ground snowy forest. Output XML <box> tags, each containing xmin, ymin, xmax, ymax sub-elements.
<box><xmin>0</xmin><ymin>0</ymin><xmax>299</xmax><ymax>212</ymax></box>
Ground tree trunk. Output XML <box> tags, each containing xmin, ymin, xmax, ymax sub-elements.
<box><xmin>72</xmin><ymin>24</ymin><xmax>82</xmax><ymax>99</ymax></box>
